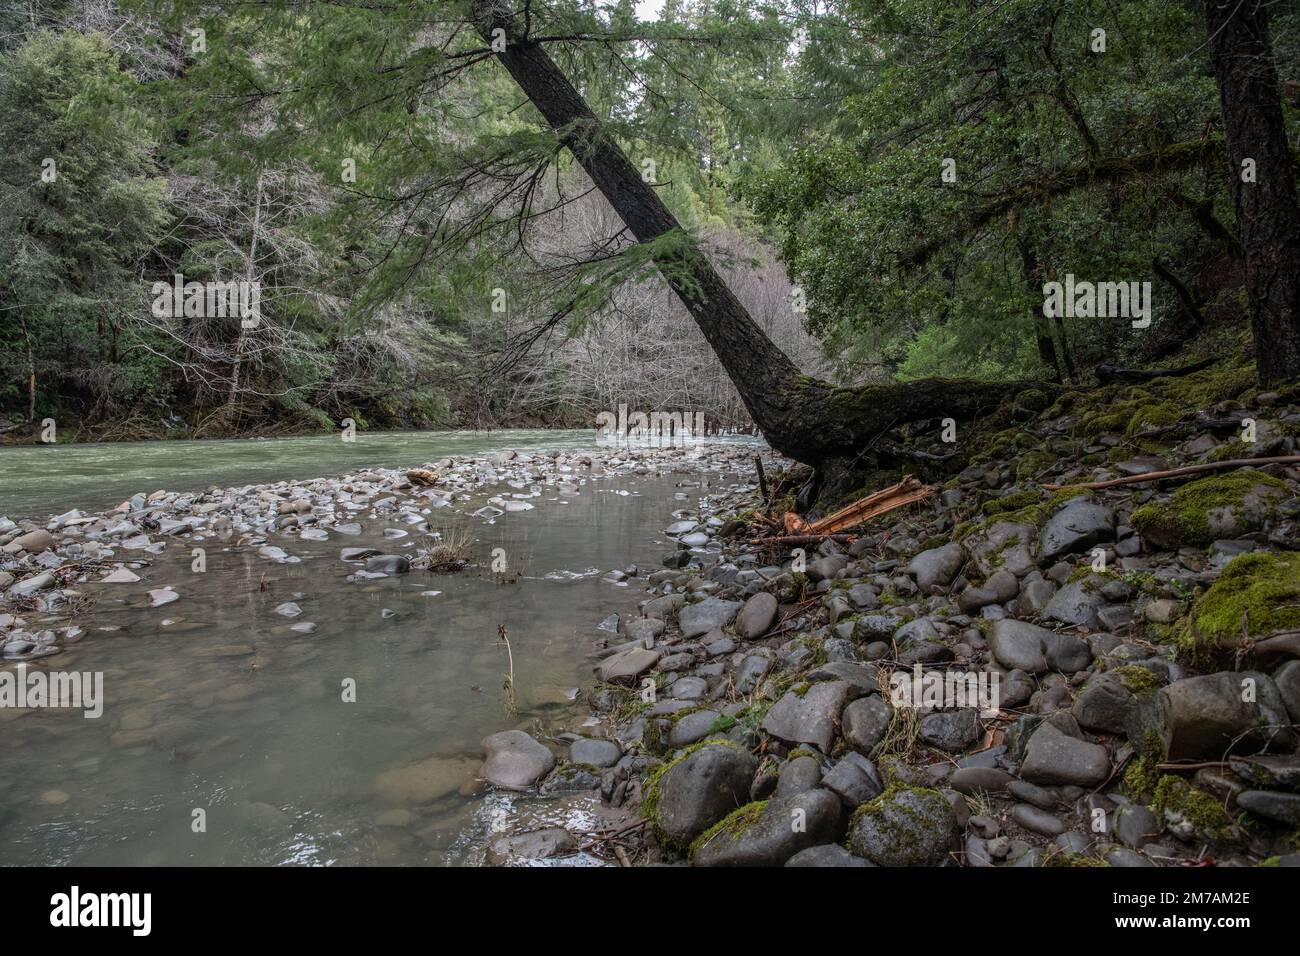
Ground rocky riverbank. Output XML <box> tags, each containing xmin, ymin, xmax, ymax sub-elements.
<box><xmin>481</xmin><ymin>366</ymin><xmax>1300</xmax><ymax>867</ymax></box>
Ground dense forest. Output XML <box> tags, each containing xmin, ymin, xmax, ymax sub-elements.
<box><xmin>0</xmin><ymin>0</ymin><xmax>1296</xmax><ymax>443</ymax></box>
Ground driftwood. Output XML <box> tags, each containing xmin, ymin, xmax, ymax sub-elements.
<box><xmin>807</xmin><ymin>475</ymin><xmax>934</xmax><ymax>534</ymax></box>
<box><xmin>752</xmin><ymin>476</ymin><xmax>934</xmax><ymax>546</ymax></box>
<box><xmin>1042</xmin><ymin>455</ymin><xmax>1300</xmax><ymax>491</ymax></box>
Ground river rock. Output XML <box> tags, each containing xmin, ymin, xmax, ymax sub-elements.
<box><xmin>372</xmin><ymin>754</ymin><xmax>478</xmax><ymax>803</ymax></box>
<box><xmin>678</xmin><ymin>597</ymin><xmax>742</xmax><ymax>638</ymax></box>
<box><xmin>3</xmin><ymin>529</ymin><xmax>55</xmax><ymax>554</ymax></box>
<box><xmin>365</xmin><ymin>554</ymin><xmax>410</xmax><ymax>574</ymax></box>
<box><xmin>691</xmin><ymin>789</ymin><xmax>842</xmax><ymax>866</ymax></box>
<box><xmin>647</xmin><ymin>742</ymin><xmax>757</xmax><ymax>846</ymax></box>
<box><xmin>841</xmin><ymin>695</ymin><xmax>893</xmax><ymax>755</ymax></box>
<box><xmin>734</xmin><ymin>592</ymin><xmax>778</xmax><ymax>639</ymax></box>
<box><xmin>966</xmin><ymin>521</ymin><xmax>1038</xmax><ymax>577</ymax></box>
<box><xmin>569</xmin><ymin>737</ymin><xmax>622</xmax><ymax>768</ymax></box>
<box><xmin>1019</xmin><ymin>722</ymin><xmax>1110</xmax><ymax>786</ymax></box>
<box><xmin>785</xmin><ymin>844</ymin><xmax>871</xmax><ymax>867</ymax></box>
<box><xmin>594</xmin><ymin>646</ymin><xmax>660</xmax><ymax>683</ymax></box>
<box><xmin>1038</xmin><ymin>498</ymin><xmax>1116</xmax><ymax>563</ymax></box>
<box><xmin>761</xmin><ymin>680</ymin><xmax>858</xmax><ymax>753</ymax></box>
<box><xmin>481</xmin><ymin>730</ymin><xmax>555</xmax><ymax>791</ymax></box>
<box><xmin>849</xmin><ymin>786</ymin><xmax>958</xmax><ymax>867</ymax></box>
<box><xmin>775</xmin><ymin>754</ymin><xmax>823</xmax><ymax>796</ymax></box>
<box><xmin>485</xmin><ymin>828</ymin><xmax>576</xmax><ymax>866</ymax></box>
<box><xmin>1235</xmin><ymin>790</ymin><xmax>1300</xmax><ymax>826</ymax></box>
<box><xmin>907</xmin><ymin>542</ymin><xmax>964</xmax><ymax>591</ymax></box>
<box><xmin>1042</xmin><ymin>577</ymin><xmax>1107</xmax><ymax>628</ymax></box>
<box><xmin>819</xmin><ymin>752</ymin><xmax>883</xmax><ymax>808</ymax></box>
<box><xmin>919</xmin><ymin>709</ymin><xmax>981</xmax><ymax>752</ymax></box>
<box><xmin>1157</xmin><ymin>671</ymin><xmax>1295</xmax><ymax>760</ymax></box>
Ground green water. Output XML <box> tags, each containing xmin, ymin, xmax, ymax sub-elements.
<box><xmin>0</xmin><ymin>429</ymin><xmax>595</xmax><ymax>519</ymax></box>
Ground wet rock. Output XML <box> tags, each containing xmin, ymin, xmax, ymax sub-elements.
<box><xmin>485</xmin><ymin>828</ymin><xmax>576</xmax><ymax>866</ymax></box>
<box><xmin>1157</xmin><ymin>671</ymin><xmax>1295</xmax><ymax>760</ymax></box>
<box><xmin>1019</xmin><ymin>722</ymin><xmax>1110</xmax><ymax>787</ymax></box>
<box><xmin>594</xmin><ymin>647</ymin><xmax>660</xmax><ymax>683</ymax></box>
<box><xmin>849</xmin><ymin>786</ymin><xmax>958</xmax><ymax>867</ymax></box>
<box><xmin>365</xmin><ymin>554</ymin><xmax>410</xmax><ymax>574</ymax></box>
<box><xmin>691</xmin><ymin>789</ymin><xmax>842</xmax><ymax>867</ymax></box>
<box><xmin>372</xmin><ymin>754</ymin><xmax>478</xmax><ymax>804</ymax></box>
<box><xmin>647</xmin><ymin>742</ymin><xmax>758</xmax><ymax>847</ymax></box>
<box><xmin>1039</xmin><ymin>498</ymin><xmax>1115</xmax><ymax>563</ymax></box>
<box><xmin>570</xmin><ymin>737</ymin><xmax>622</xmax><ymax>768</ymax></box>
<box><xmin>481</xmin><ymin>730</ymin><xmax>555</xmax><ymax>791</ymax></box>
<box><xmin>678</xmin><ymin>597</ymin><xmax>742</xmax><ymax>638</ymax></box>
<box><xmin>734</xmin><ymin>592</ymin><xmax>778</xmax><ymax>639</ymax></box>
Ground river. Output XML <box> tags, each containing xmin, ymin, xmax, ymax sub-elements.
<box><xmin>0</xmin><ymin>429</ymin><xmax>759</xmax><ymax>865</ymax></box>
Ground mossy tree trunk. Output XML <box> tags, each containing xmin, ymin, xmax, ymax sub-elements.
<box><xmin>1205</xmin><ymin>0</ymin><xmax>1300</xmax><ymax>386</ymax></box>
<box><xmin>471</xmin><ymin>2</ymin><xmax>1037</xmax><ymax>505</ymax></box>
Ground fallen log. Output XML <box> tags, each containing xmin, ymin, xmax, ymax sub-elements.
<box><xmin>1042</xmin><ymin>455</ymin><xmax>1300</xmax><ymax>491</ymax></box>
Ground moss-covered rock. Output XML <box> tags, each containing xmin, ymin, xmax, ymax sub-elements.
<box><xmin>847</xmin><ymin>784</ymin><xmax>958</xmax><ymax>866</ymax></box>
<box><xmin>1130</xmin><ymin>470</ymin><xmax>1289</xmax><ymax>548</ymax></box>
<box><xmin>1178</xmin><ymin>552</ymin><xmax>1300</xmax><ymax>659</ymax></box>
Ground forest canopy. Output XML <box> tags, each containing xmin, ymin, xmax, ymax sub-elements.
<box><xmin>0</xmin><ymin>0</ymin><xmax>1296</xmax><ymax>441</ymax></box>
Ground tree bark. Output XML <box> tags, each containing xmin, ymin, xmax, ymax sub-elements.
<box><xmin>471</xmin><ymin>2</ymin><xmax>1033</xmax><ymax>493</ymax></box>
<box><xmin>1205</xmin><ymin>0</ymin><xmax>1300</xmax><ymax>385</ymax></box>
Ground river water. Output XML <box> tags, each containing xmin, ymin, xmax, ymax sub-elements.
<box><xmin>0</xmin><ymin>430</ymin><xmax>757</xmax><ymax>865</ymax></box>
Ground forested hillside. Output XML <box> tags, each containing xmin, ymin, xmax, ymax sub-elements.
<box><xmin>1</xmin><ymin>0</ymin><xmax>1296</xmax><ymax>441</ymax></box>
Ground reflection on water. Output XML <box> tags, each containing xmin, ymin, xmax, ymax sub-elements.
<box><xmin>0</xmin><ymin>469</ymin><xmax>730</xmax><ymax>865</ymax></box>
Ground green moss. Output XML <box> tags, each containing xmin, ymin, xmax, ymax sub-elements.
<box><xmin>1014</xmin><ymin>451</ymin><xmax>1054</xmax><ymax>482</ymax></box>
<box><xmin>1130</xmin><ymin>469</ymin><xmax>1288</xmax><ymax>548</ymax></box>
<box><xmin>688</xmin><ymin>800</ymin><xmax>768</xmax><ymax>861</ymax></box>
<box><xmin>641</xmin><ymin>739</ymin><xmax>746</xmax><ymax>839</ymax></box>
<box><xmin>1111</xmin><ymin>664</ymin><xmax>1160</xmax><ymax>699</ymax></box>
<box><xmin>1123</xmin><ymin>732</ymin><xmax>1167</xmax><ymax>802</ymax></box>
<box><xmin>1152</xmin><ymin>775</ymin><xmax>1232</xmax><ymax>837</ymax></box>
<box><xmin>1179</xmin><ymin>551</ymin><xmax>1300</xmax><ymax>658</ymax></box>
<box><xmin>982</xmin><ymin>491</ymin><xmax>1038</xmax><ymax>517</ymax></box>
<box><xmin>1124</xmin><ymin>402</ymin><xmax>1182</xmax><ymax>437</ymax></box>
<box><xmin>846</xmin><ymin>783</ymin><xmax>947</xmax><ymax>859</ymax></box>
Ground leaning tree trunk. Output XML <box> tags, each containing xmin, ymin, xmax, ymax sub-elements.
<box><xmin>1206</xmin><ymin>0</ymin><xmax>1300</xmax><ymax>386</ymax></box>
<box><xmin>472</xmin><ymin>2</ymin><xmax>1034</xmax><ymax>502</ymax></box>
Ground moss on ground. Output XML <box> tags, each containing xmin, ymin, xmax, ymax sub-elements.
<box><xmin>1152</xmin><ymin>775</ymin><xmax>1232</xmax><ymax>837</ymax></box>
